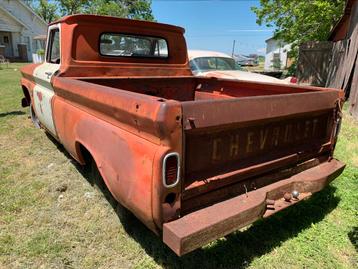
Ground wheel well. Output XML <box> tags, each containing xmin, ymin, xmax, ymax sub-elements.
<box><xmin>76</xmin><ymin>142</ymin><xmax>93</xmax><ymax>166</ymax></box>
<box><xmin>22</xmin><ymin>86</ymin><xmax>31</xmax><ymax>103</ymax></box>
<box><xmin>76</xmin><ymin>142</ymin><xmax>113</xmax><ymax>201</ymax></box>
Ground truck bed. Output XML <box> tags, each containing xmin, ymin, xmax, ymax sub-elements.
<box><xmin>79</xmin><ymin>76</ymin><xmax>321</xmax><ymax>101</ymax></box>
<box><xmin>55</xmin><ymin>76</ymin><xmax>341</xmax><ymax>215</ymax></box>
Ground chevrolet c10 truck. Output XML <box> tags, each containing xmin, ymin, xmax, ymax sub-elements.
<box><xmin>20</xmin><ymin>15</ymin><xmax>345</xmax><ymax>256</ymax></box>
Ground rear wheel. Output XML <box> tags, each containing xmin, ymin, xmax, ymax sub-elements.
<box><xmin>30</xmin><ymin>105</ymin><xmax>40</xmax><ymax>129</ymax></box>
<box><xmin>88</xmin><ymin>159</ymin><xmax>119</xmax><ymax>207</ymax></box>
<box><xmin>89</xmin><ymin>160</ymin><xmax>107</xmax><ymax>192</ymax></box>
<box><xmin>81</xmin><ymin>149</ymin><xmax>134</xmax><ymax>224</ymax></box>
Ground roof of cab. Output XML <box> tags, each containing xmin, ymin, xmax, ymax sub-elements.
<box><xmin>49</xmin><ymin>14</ymin><xmax>185</xmax><ymax>34</ymax></box>
<box><xmin>188</xmin><ymin>50</ymin><xmax>232</xmax><ymax>60</ymax></box>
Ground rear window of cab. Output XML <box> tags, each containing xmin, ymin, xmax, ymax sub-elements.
<box><xmin>99</xmin><ymin>33</ymin><xmax>169</xmax><ymax>58</ymax></box>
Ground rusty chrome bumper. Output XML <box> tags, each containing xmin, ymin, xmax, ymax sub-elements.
<box><xmin>163</xmin><ymin>159</ymin><xmax>345</xmax><ymax>256</ymax></box>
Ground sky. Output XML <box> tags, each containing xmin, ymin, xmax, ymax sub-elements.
<box><xmin>152</xmin><ymin>0</ymin><xmax>274</xmax><ymax>56</ymax></box>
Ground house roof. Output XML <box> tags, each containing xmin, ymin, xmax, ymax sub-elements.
<box><xmin>329</xmin><ymin>0</ymin><xmax>357</xmax><ymax>41</ymax></box>
<box><xmin>265</xmin><ymin>36</ymin><xmax>290</xmax><ymax>46</ymax></box>
<box><xmin>265</xmin><ymin>36</ymin><xmax>276</xmax><ymax>42</ymax></box>
<box><xmin>18</xmin><ymin>0</ymin><xmax>48</xmax><ymax>26</ymax></box>
<box><xmin>0</xmin><ymin>5</ymin><xmax>29</xmax><ymax>30</ymax></box>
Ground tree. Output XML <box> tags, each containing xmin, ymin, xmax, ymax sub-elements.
<box><xmin>25</xmin><ymin>0</ymin><xmax>59</xmax><ymax>23</ymax></box>
<box><xmin>252</xmin><ymin>0</ymin><xmax>346</xmax><ymax>73</ymax></box>
<box><xmin>26</xmin><ymin>0</ymin><xmax>154</xmax><ymax>22</ymax></box>
<box><xmin>122</xmin><ymin>0</ymin><xmax>154</xmax><ymax>21</ymax></box>
<box><xmin>58</xmin><ymin>0</ymin><xmax>88</xmax><ymax>15</ymax></box>
<box><xmin>84</xmin><ymin>0</ymin><xmax>127</xmax><ymax>17</ymax></box>
<box><xmin>86</xmin><ymin>0</ymin><xmax>154</xmax><ymax>21</ymax></box>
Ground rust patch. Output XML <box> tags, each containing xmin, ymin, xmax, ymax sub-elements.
<box><xmin>163</xmin><ymin>159</ymin><xmax>345</xmax><ymax>256</ymax></box>
<box><xmin>37</xmin><ymin>91</ymin><xmax>43</xmax><ymax>102</ymax></box>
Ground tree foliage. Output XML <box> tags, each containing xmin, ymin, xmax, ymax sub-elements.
<box><xmin>58</xmin><ymin>0</ymin><xmax>88</xmax><ymax>15</ymax></box>
<box><xmin>26</xmin><ymin>0</ymin><xmax>154</xmax><ymax>22</ymax></box>
<box><xmin>84</xmin><ymin>0</ymin><xmax>127</xmax><ymax>18</ymax></box>
<box><xmin>85</xmin><ymin>0</ymin><xmax>154</xmax><ymax>20</ymax></box>
<box><xmin>252</xmin><ymin>0</ymin><xmax>346</xmax><ymax>74</ymax></box>
<box><xmin>122</xmin><ymin>0</ymin><xmax>154</xmax><ymax>21</ymax></box>
<box><xmin>252</xmin><ymin>0</ymin><xmax>346</xmax><ymax>45</ymax></box>
<box><xmin>25</xmin><ymin>0</ymin><xmax>59</xmax><ymax>23</ymax></box>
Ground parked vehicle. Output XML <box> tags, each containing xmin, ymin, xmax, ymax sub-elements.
<box><xmin>20</xmin><ymin>15</ymin><xmax>345</xmax><ymax>256</ymax></box>
<box><xmin>233</xmin><ymin>53</ymin><xmax>258</xmax><ymax>66</ymax></box>
<box><xmin>189</xmin><ymin>50</ymin><xmax>293</xmax><ymax>84</ymax></box>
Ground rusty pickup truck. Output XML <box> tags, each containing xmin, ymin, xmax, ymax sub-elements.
<box><xmin>20</xmin><ymin>15</ymin><xmax>345</xmax><ymax>256</ymax></box>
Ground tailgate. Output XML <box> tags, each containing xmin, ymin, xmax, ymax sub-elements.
<box><xmin>181</xmin><ymin>91</ymin><xmax>341</xmax><ymax>213</ymax></box>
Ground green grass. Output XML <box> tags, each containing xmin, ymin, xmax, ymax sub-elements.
<box><xmin>0</xmin><ymin>63</ymin><xmax>357</xmax><ymax>268</ymax></box>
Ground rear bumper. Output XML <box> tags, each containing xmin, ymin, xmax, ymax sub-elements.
<box><xmin>163</xmin><ymin>159</ymin><xmax>345</xmax><ymax>256</ymax></box>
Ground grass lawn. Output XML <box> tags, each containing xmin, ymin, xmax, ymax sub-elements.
<box><xmin>0</xmin><ymin>63</ymin><xmax>357</xmax><ymax>268</ymax></box>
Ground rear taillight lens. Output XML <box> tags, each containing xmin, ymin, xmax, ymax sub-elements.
<box><xmin>290</xmin><ymin>76</ymin><xmax>298</xmax><ymax>84</ymax></box>
<box><xmin>163</xmin><ymin>153</ymin><xmax>180</xmax><ymax>188</ymax></box>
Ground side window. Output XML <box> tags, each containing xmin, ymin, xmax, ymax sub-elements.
<box><xmin>47</xmin><ymin>29</ymin><xmax>60</xmax><ymax>64</ymax></box>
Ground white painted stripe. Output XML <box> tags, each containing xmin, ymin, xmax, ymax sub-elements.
<box><xmin>32</xmin><ymin>24</ymin><xmax>61</xmax><ymax>137</ymax></box>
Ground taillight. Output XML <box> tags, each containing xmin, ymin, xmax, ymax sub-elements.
<box><xmin>162</xmin><ymin>153</ymin><xmax>180</xmax><ymax>188</ymax></box>
<box><xmin>290</xmin><ymin>76</ymin><xmax>298</xmax><ymax>84</ymax></box>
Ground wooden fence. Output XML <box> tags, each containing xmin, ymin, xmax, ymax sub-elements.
<box><xmin>297</xmin><ymin>42</ymin><xmax>333</xmax><ymax>87</ymax></box>
<box><xmin>297</xmin><ymin>25</ymin><xmax>358</xmax><ymax>120</ymax></box>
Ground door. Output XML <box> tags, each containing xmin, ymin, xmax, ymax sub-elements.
<box><xmin>18</xmin><ymin>44</ymin><xmax>28</xmax><ymax>61</ymax></box>
<box><xmin>33</xmin><ymin>24</ymin><xmax>60</xmax><ymax>136</ymax></box>
<box><xmin>297</xmin><ymin>41</ymin><xmax>334</xmax><ymax>87</ymax></box>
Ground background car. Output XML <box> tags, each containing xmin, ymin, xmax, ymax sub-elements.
<box><xmin>233</xmin><ymin>54</ymin><xmax>259</xmax><ymax>66</ymax></box>
<box><xmin>188</xmin><ymin>50</ymin><xmax>294</xmax><ymax>84</ymax></box>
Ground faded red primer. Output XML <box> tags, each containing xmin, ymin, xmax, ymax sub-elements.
<box><xmin>19</xmin><ymin>15</ymin><xmax>345</xmax><ymax>256</ymax></box>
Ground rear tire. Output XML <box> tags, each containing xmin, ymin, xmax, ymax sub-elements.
<box><xmin>89</xmin><ymin>160</ymin><xmax>105</xmax><ymax>191</ymax></box>
<box><xmin>30</xmin><ymin>105</ymin><xmax>41</xmax><ymax>129</ymax></box>
<box><xmin>83</xmin><ymin>153</ymin><xmax>134</xmax><ymax>225</ymax></box>
<box><xmin>89</xmin><ymin>159</ymin><xmax>117</xmax><ymax>206</ymax></box>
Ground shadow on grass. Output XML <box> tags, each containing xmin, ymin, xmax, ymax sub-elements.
<box><xmin>118</xmin><ymin>186</ymin><xmax>338</xmax><ymax>269</ymax></box>
<box><xmin>348</xmin><ymin>227</ymin><xmax>358</xmax><ymax>252</ymax></box>
<box><xmin>46</xmin><ymin>134</ymin><xmax>340</xmax><ymax>269</ymax></box>
<box><xmin>0</xmin><ymin>111</ymin><xmax>25</xmax><ymax>118</ymax></box>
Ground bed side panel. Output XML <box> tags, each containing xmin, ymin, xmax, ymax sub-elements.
<box><xmin>52</xmin><ymin>96</ymin><xmax>159</xmax><ymax>232</ymax></box>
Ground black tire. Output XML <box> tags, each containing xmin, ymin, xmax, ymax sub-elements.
<box><xmin>86</xmin><ymin>157</ymin><xmax>134</xmax><ymax>224</ymax></box>
<box><xmin>89</xmin><ymin>159</ymin><xmax>117</xmax><ymax>206</ymax></box>
<box><xmin>30</xmin><ymin>105</ymin><xmax>41</xmax><ymax>129</ymax></box>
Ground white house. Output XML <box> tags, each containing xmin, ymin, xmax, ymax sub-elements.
<box><xmin>264</xmin><ymin>37</ymin><xmax>292</xmax><ymax>71</ymax></box>
<box><xmin>0</xmin><ymin>0</ymin><xmax>47</xmax><ymax>62</ymax></box>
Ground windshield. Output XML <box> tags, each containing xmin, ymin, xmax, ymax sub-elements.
<box><xmin>190</xmin><ymin>57</ymin><xmax>242</xmax><ymax>72</ymax></box>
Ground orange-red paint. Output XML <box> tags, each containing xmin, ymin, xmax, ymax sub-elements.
<box><xmin>20</xmin><ymin>15</ymin><xmax>345</xmax><ymax>256</ymax></box>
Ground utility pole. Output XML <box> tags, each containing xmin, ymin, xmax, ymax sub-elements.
<box><xmin>232</xmin><ymin>40</ymin><xmax>236</xmax><ymax>57</ymax></box>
